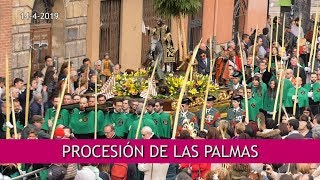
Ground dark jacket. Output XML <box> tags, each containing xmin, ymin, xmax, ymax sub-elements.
<box><xmin>285</xmin><ymin>132</ymin><xmax>304</xmax><ymax>139</ymax></box>
<box><xmin>30</xmin><ymin>101</ymin><xmax>42</xmax><ymax>118</ymax></box>
<box><xmin>197</xmin><ymin>58</ymin><xmax>210</xmax><ymax>75</ymax></box>
<box><xmin>288</xmin><ymin>65</ymin><xmax>307</xmax><ymax>85</ymax></box>
<box><xmin>21</xmin><ymin>124</ymin><xmax>50</xmax><ymax>139</ymax></box>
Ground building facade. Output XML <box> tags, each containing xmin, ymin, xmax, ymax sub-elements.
<box><xmin>0</xmin><ymin>0</ymin><xmax>268</xmax><ymax>81</ymax></box>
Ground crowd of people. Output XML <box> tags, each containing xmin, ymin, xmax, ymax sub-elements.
<box><xmin>0</xmin><ymin>11</ymin><xmax>320</xmax><ymax>180</ymax></box>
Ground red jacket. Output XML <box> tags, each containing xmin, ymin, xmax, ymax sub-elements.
<box><xmin>180</xmin><ymin>163</ymin><xmax>211</xmax><ymax>179</ymax></box>
<box><xmin>235</xmin><ymin>56</ymin><xmax>242</xmax><ymax>72</ymax></box>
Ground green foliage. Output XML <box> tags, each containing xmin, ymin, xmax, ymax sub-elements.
<box><xmin>154</xmin><ymin>0</ymin><xmax>201</xmax><ymax>18</ymax></box>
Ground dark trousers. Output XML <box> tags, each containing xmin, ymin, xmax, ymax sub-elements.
<box><xmin>74</xmin><ymin>133</ymin><xmax>94</xmax><ymax>139</ymax></box>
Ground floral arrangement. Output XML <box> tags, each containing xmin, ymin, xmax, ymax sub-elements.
<box><xmin>165</xmin><ymin>73</ymin><xmax>219</xmax><ymax>97</ymax></box>
<box><xmin>113</xmin><ymin>69</ymin><xmax>149</xmax><ymax>97</ymax></box>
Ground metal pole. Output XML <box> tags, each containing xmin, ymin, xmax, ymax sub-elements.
<box><xmin>11</xmin><ymin>167</ymin><xmax>47</xmax><ymax>180</ymax></box>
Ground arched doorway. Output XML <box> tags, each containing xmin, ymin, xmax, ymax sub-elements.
<box><xmin>232</xmin><ymin>0</ymin><xmax>248</xmax><ymax>43</ymax></box>
<box><xmin>30</xmin><ymin>0</ymin><xmax>54</xmax><ymax>73</ymax></box>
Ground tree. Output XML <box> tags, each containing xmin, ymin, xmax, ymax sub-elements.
<box><xmin>154</xmin><ymin>0</ymin><xmax>201</xmax><ymax>61</ymax></box>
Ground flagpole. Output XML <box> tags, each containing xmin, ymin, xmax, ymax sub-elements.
<box><xmin>293</xmin><ymin>15</ymin><xmax>302</xmax><ymax>116</ymax></box>
<box><xmin>237</xmin><ymin>33</ymin><xmax>249</xmax><ymax>123</ymax></box>
<box><xmin>25</xmin><ymin>50</ymin><xmax>32</xmax><ymax>127</ymax></box>
<box><xmin>50</xmin><ymin>56</ymin><xmax>71</xmax><ymax>139</ymax></box>
<box><xmin>5</xmin><ymin>52</ymin><xmax>11</xmax><ymax>139</ymax></box>
<box><xmin>268</xmin><ymin>21</ymin><xmax>274</xmax><ymax>72</ymax></box>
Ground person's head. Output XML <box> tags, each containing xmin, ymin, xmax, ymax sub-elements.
<box><xmin>13</xmin><ymin>78</ymin><xmax>24</xmax><ymax>90</ymax></box>
<box><xmin>94</xmin><ymin>60</ymin><xmax>102</xmax><ymax>71</ymax></box>
<box><xmin>113</xmin><ymin>64</ymin><xmax>121</xmax><ymax>75</ymax></box>
<box><xmin>79</xmin><ymin>77</ymin><xmax>88</xmax><ymax>88</ymax></box>
<box><xmin>247</xmin><ymin>55</ymin><xmax>253</xmax><ymax>65</ymax></box>
<box><xmin>10</xmin><ymin>87</ymin><xmax>20</xmax><ymax>99</ymax></box>
<box><xmin>290</xmin><ymin>56</ymin><xmax>298</xmax><ymax>66</ymax></box>
<box><xmin>135</xmin><ymin>101</ymin><xmax>144</xmax><ymax>115</ymax></box>
<box><xmin>154</xmin><ymin>100</ymin><xmax>164</xmax><ymax>113</ymax></box>
<box><xmin>113</xmin><ymin>99</ymin><xmax>123</xmax><ymax>113</ymax></box>
<box><xmin>285</xmin><ymin>69</ymin><xmax>294</xmax><ymax>79</ymax></box>
<box><xmin>30</xmin><ymin>78</ymin><xmax>38</xmax><ymax>90</ymax></box>
<box><xmin>206</xmin><ymin>127</ymin><xmax>221</xmax><ymax>139</ymax></box>
<box><xmin>232</xmin><ymin>72</ymin><xmax>241</xmax><ymax>85</ymax></box>
<box><xmin>262</xmin><ymin>27</ymin><xmax>269</xmax><ymax>35</ymax></box>
<box><xmin>63</xmin><ymin>93</ymin><xmax>73</xmax><ymax>104</ymax></box>
<box><xmin>181</xmin><ymin>98</ymin><xmax>191</xmax><ymax>112</ymax></box>
<box><xmin>141</xmin><ymin>126</ymin><xmax>153</xmax><ymax>139</ymax></box>
<box><xmin>12</xmin><ymin>99</ymin><xmax>22</xmax><ymax>113</ymax></box>
<box><xmin>269</xmin><ymin>80</ymin><xmax>277</xmax><ymax>89</ymax></box>
<box><xmin>146</xmin><ymin>100</ymin><xmax>155</xmax><ymax>114</ymax></box>
<box><xmin>312</xmin><ymin>125</ymin><xmax>320</xmax><ymax>139</ymax></box>
<box><xmin>288</xmin><ymin>119</ymin><xmax>299</xmax><ymax>132</ymax></box>
<box><xmin>299</xmin><ymin>115</ymin><xmax>311</xmax><ymax>131</ymax></box>
<box><xmin>317</xmin><ymin>71</ymin><xmax>320</xmax><ymax>81</ymax></box>
<box><xmin>97</xmin><ymin>94</ymin><xmax>106</xmax><ymax>105</ymax></box>
<box><xmin>257</xmin><ymin>37</ymin><xmax>263</xmax><ymax>46</ymax></box>
<box><xmin>310</xmin><ymin>73</ymin><xmax>317</xmax><ymax>83</ymax></box>
<box><xmin>1</xmin><ymin>102</ymin><xmax>6</xmax><ymax>114</ymax></box>
<box><xmin>242</xmin><ymin>34</ymin><xmax>249</xmax><ymax>43</ymax></box>
<box><xmin>88</xmin><ymin>96</ymin><xmax>96</xmax><ymax>107</ymax></box>
<box><xmin>73</xmin><ymin>94</ymin><xmax>81</xmax><ymax>103</ymax></box>
<box><xmin>302</xmin><ymin>45</ymin><xmax>308</xmax><ymax>53</ymax></box>
<box><xmin>259</xmin><ymin>61</ymin><xmax>267</xmax><ymax>71</ymax></box>
<box><xmin>44</xmin><ymin>55</ymin><xmax>53</xmax><ymax>67</ymax></box>
<box><xmin>235</xmin><ymin>122</ymin><xmax>246</xmax><ymax>136</ymax></box>
<box><xmin>232</xmin><ymin>96</ymin><xmax>242</xmax><ymax>108</ymax></box>
<box><xmin>176</xmin><ymin>171</ymin><xmax>192</xmax><ymax>180</ymax></box>
<box><xmin>70</xmin><ymin>70</ymin><xmax>78</xmax><ymax>82</ymax></box>
<box><xmin>33</xmin><ymin>71</ymin><xmax>44</xmax><ymax>84</ymax></box>
<box><xmin>206</xmin><ymin>96</ymin><xmax>216</xmax><ymax>109</ymax></box>
<box><xmin>227</xmin><ymin>40</ymin><xmax>235</xmax><ymax>50</ymax></box>
<box><xmin>27</xmin><ymin>130</ymin><xmax>38</xmax><ymax>140</ymax></box>
<box><xmin>303</xmin><ymin>107</ymin><xmax>313</xmax><ymax>119</ymax></box>
<box><xmin>122</xmin><ymin>98</ymin><xmax>130</xmax><ymax>112</ymax></box>
<box><xmin>104</xmin><ymin>124</ymin><xmax>115</xmax><ymax>139</ymax></box>
<box><xmin>246</xmin><ymin>86</ymin><xmax>253</xmax><ymax>98</ymax></box>
<box><xmin>317</xmin><ymin>51</ymin><xmax>320</xmax><ymax>60</ymax></box>
<box><xmin>130</xmin><ymin>99</ymin><xmax>139</xmax><ymax>111</ymax></box>
<box><xmin>295</xmin><ymin>77</ymin><xmax>302</xmax><ymax>86</ymax></box>
<box><xmin>32</xmin><ymin>115</ymin><xmax>44</xmax><ymax>128</ymax></box>
<box><xmin>83</xmin><ymin>58</ymin><xmax>91</xmax><ymax>67</ymax></box>
<box><xmin>200</xmin><ymin>51</ymin><xmax>207</xmax><ymax>60</ymax></box>
<box><xmin>34</xmin><ymin>93</ymin><xmax>43</xmax><ymax>104</ymax></box>
<box><xmin>313</xmin><ymin>114</ymin><xmax>320</xmax><ymax>126</ymax></box>
<box><xmin>272</xmin><ymin>46</ymin><xmax>279</xmax><ymax>55</ymax></box>
<box><xmin>79</xmin><ymin>96</ymin><xmax>88</xmax><ymax>109</ymax></box>
<box><xmin>279</xmin><ymin>174</ymin><xmax>294</xmax><ymax>180</ymax></box>
<box><xmin>63</xmin><ymin>126</ymin><xmax>73</xmax><ymax>139</ymax></box>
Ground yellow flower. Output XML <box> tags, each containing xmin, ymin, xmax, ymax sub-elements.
<box><xmin>189</xmin><ymin>88</ymin><xmax>197</xmax><ymax>95</ymax></box>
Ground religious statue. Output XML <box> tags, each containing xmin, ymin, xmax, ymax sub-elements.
<box><xmin>146</xmin><ymin>18</ymin><xmax>176</xmax><ymax>73</ymax></box>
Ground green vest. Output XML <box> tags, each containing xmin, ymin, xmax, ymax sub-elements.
<box><xmin>242</xmin><ymin>98</ymin><xmax>259</xmax><ymax>121</ymax></box>
<box><xmin>286</xmin><ymin>87</ymin><xmax>309</xmax><ymax>108</ymax></box>
<box><xmin>282</xmin><ymin>79</ymin><xmax>294</xmax><ymax>106</ymax></box>
<box><xmin>42</xmin><ymin>108</ymin><xmax>70</xmax><ymax>131</ymax></box>
<box><xmin>105</xmin><ymin>111</ymin><xmax>128</xmax><ymax>137</ymax></box>
<box><xmin>250</xmin><ymin>82</ymin><xmax>267</xmax><ymax>111</ymax></box>
<box><xmin>157</xmin><ymin>111</ymin><xmax>171</xmax><ymax>138</ymax></box>
<box><xmin>149</xmin><ymin>111</ymin><xmax>164</xmax><ymax>138</ymax></box>
<box><xmin>69</xmin><ymin>108</ymin><xmax>104</xmax><ymax>134</ymax></box>
<box><xmin>313</xmin><ymin>82</ymin><xmax>320</xmax><ymax>102</ymax></box>
<box><xmin>127</xmin><ymin>114</ymin><xmax>158</xmax><ymax>139</ymax></box>
<box><xmin>263</xmin><ymin>91</ymin><xmax>277</xmax><ymax>112</ymax></box>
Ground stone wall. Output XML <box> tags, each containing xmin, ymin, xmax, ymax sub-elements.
<box><xmin>0</xmin><ymin>0</ymin><xmax>12</xmax><ymax>77</ymax></box>
<box><xmin>61</xmin><ymin>0</ymin><xmax>88</xmax><ymax>70</ymax></box>
<box><xmin>10</xmin><ymin>0</ymin><xmax>88</xmax><ymax>82</ymax></box>
<box><xmin>11</xmin><ymin>0</ymin><xmax>34</xmax><ymax>82</ymax></box>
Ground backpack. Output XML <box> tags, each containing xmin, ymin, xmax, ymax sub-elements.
<box><xmin>111</xmin><ymin>163</ymin><xmax>128</xmax><ymax>180</ymax></box>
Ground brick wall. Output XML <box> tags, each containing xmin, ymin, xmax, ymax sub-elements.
<box><xmin>0</xmin><ymin>0</ymin><xmax>13</xmax><ymax>78</ymax></box>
